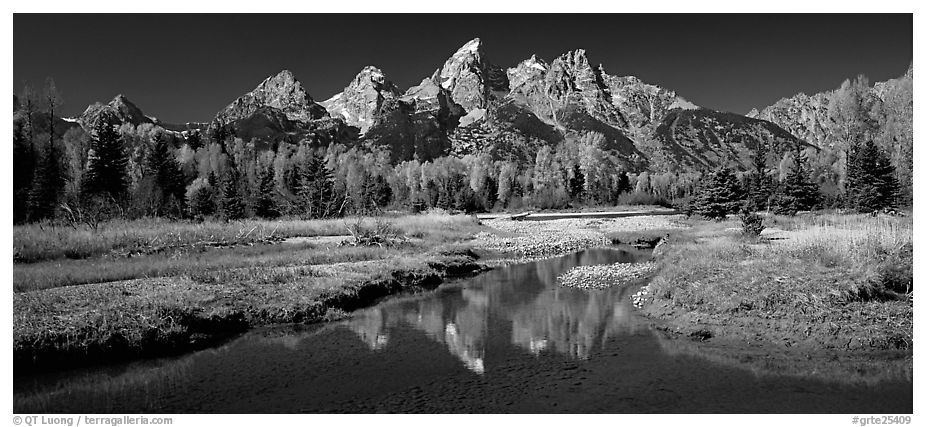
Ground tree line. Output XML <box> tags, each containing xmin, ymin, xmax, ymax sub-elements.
<box><xmin>13</xmin><ymin>77</ymin><xmax>910</xmax><ymax>225</ymax></box>
<box><xmin>690</xmin><ymin>138</ymin><xmax>901</xmax><ymax>220</ymax></box>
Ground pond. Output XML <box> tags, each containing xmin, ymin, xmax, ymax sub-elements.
<box><xmin>13</xmin><ymin>248</ymin><xmax>912</xmax><ymax>413</ymax></box>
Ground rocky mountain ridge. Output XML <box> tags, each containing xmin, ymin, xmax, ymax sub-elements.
<box><xmin>747</xmin><ymin>64</ymin><xmax>913</xmax><ymax>150</ymax></box>
<box><xmin>78</xmin><ymin>94</ymin><xmax>154</xmax><ymax>130</ymax></box>
<box><xmin>27</xmin><ymin>37</ymin><xmax>830</xmax><ymax>173</ymax></box>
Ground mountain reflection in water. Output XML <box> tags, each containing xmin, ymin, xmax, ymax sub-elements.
<box><xmin>344</xmin><ymin>248</ymin><xmax>648</xmax><ymax>373</ymax></box>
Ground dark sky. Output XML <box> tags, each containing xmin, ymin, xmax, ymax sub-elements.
<box><xmin>14</xmin><ymin>14</ymin><xmax>912</xmax><ymax>124</ymax></box>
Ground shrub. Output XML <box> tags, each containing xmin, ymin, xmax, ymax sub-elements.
<box><xmin>877</xmin><ymin>242</ymin><xmax>912</xmax><ymax>294</ymax></box>
<box><xmin>739</xmin><ymin>211</ymin><xmax>765</xmax><ymax>238</ymax></box>
<box><xmin>343</xmin><ymin>217</ymin><xmax>403</xmax><ymax>247</ymax></box>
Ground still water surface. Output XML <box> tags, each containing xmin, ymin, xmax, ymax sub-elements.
<box><xmin>14</xmin><ymin>248</ymin><xmax>912</xmax><ymax>413</ymax></box>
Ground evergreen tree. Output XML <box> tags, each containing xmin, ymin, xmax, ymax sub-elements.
<box><xmin>369</xmin><ymin>174</ymin><xmax>393</xmax><ymax>211</ymax></box>
<box><xmin>746</xmin><ymin>140</ymin><xmax>771</xmax><ymax>209</ymax></box>
<box><xmin>211</xmin><ymin>121</ymin><xmax>228</xmax><ymax>150</ymax></box>
<box><xmin>218</xmin><ymin>168</ymin><xmax>246</xmax><ymax>220</ymax></box>
<box><xmin>27</xmin><ymin>137</ymin><xmax>65</xmax><ymax>221</ymax></box>
<box><xmin>189</xmin><ymin>184</ymin><xmax>216</xmax><ymax>219</ymax></box>
<box><xmin>188</xmin><ymin>172</ymin><xmax>218</xmax><ymax>219</ymax></box>
<box><xmin>186</xmin><ymin>130</ymin><xmax>203</xmax><ymax>151</ymax></box>
<box><xmin>477</xmin><ymin>174</ymin><xmax>497</xmax><ymax>211</ymax></box>
<box><xmin>27</xmin><ymin>80</ymin><xmax>66</xmax><ymax>221</ymax></box>
<box><xmin>15</xmin><ymin>83</ymin><xmax>40</xmax><ymax>222</ymax></box>
<box><xmin>773</xmin><ymin>149</ymin><xmax>820</xmax><ymax>215</ymax></box>
<box><xmin>143</xmin><ymin>134</ymin><xmax>186</xmax><ymax>214</ymax></box>
<box><xmin>44</xmin><ymin>77</ymin><xmax>62</xmax><ymax>153</ymax></box>
<box><xmin>615</xmin><ymin>171</ymin><xmax>632</xmax><ymax>197</ymax></box>
<box><xmin>846</xmin><ymin>140</ymin><xmax>898</xmax><ymax>212</ymax></box>
<box><xmin>568</xmin><ymin>164</ymin><xmax>585</xmax><ymax>201</ymax></box>
<box><xmin>297</xmin><ymin>152</ymin><xmax>335</xmax><ymax>218</ymax></box>
<box><xmin>83</xmin><ymin>114</ymin><xmax>129</xmax><ymax>199</ymax></box>
<box><xmin>13</xmin><ymin>123</ymin><xmax>35</xmax><ymax>223</ymax></box>
<box><xmin>254</xmin><ymin>164</ymin><xmax>279</xmax><ymax>218</ymax></box>
<box><xmin>691</xmin><ymin>167</ymin><xmax>743</xmax><ymax>220</ymax></box>
<box><xmin>19</xmin><ymin>83</ymin><xmax>39</xmax><ymax>147</ymax></box>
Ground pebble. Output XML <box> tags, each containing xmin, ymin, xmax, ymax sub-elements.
<box><xmin>557</xmin><ymin>263</ymin><xmax>657</xmax><ymax>289</ymax></box>
<box><xmin>474</xmin><ymin>219</ymin><xmax>611</xmax><ymax>259</ymax></box>
<box><xmin>630</xmin><ymin>286</ymin><xmax>652</xmax><ymax>308</ymax></box>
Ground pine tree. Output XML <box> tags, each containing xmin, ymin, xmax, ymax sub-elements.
<box><xmin>845</xmin><ymin>141</ymin><xmax>865</xmax><ymax>205</ymax></box>
<box><xmin>218</xmin><ymin>168</ymin><xmax>245</xmax><ymax>220</ymax></box>
<box><xmin>27</xmin><ymin>80</ymin><xmax>66</xmax><ymax>221</ymax></box>
<box><xmin>568</xmin><ymin>164</ymin><xmax>585</xmax><ymax>201</ymax></box>
<box><xmin>297</xmin><ymin>152</ymin><xmax>334</xmax><ymax>219</ymax></box>
<box><xmin>83</xmin><ymin>114</ymin><xmax>129</xmax><ymax>199</ymax></box>
<box><xmin>144</xmin><ymin>134</ymin><xmax>186</xmax><ymax>215</ymax></box>
<box><xmin>188</xmin><ymin>172</ymin><xmax>218</xmax><ymax>219</ymax></box>
<box><xmin>15</xmin><ymin>84</ymin><xmax>40</xmax><ymax>223</ymax></box>
<box><xmin>27</xmin><ymin>137</ymin><xmax>65</xmax><ymax>221</ymax></box>
<box><xmin>691</xmin><ymin>167</ymin><xmax>743</xmax><ymax>220</ymax></box>
<box><xmin>211</xmin><ymin>121</ymin><xmax>228</xmax><ymax>150</ymax></box>
<box><xmin>615</xmin><ymin>171</ymin><xmax>632</xmax><ymax>197</ymax></box>
<box><xmin>254</xmin><ymin>164</ymin><xmax>279</xmax><ymax>218</ymax></box>
<box><xmin>13</xmin><ymin>123</ymin><xmax>35</xmax><ymax>223</ymax></box>
<box><xmin>773</xmin><ymin>149</ymin><xmax>820</xmax><ymax>215</ymax></box>
<box><xmin>477</xmin><ymin>174</ymin><xmax>496</xmax><ymax>211</ymax></box>
<box><xmin>846</xmin><ymin>140</ymin><xmax>898</xmax><ymax>213</ymax></box>
<box><xmin>746</xmin><ymin>140</ymin><xmax>771</xmax><ymax>210</ymax></box>
<box><xmin>186</xmin><ymin>130</ymin><xmax>203</xmax><ymax>151</ymax></box>
<box><xmin>369</xmin><ymin>174</ymin><xmax>392</xmax><ymax>211</ymax></box>
<box><xmin>190</xmin><ymin>184</ymin><xmax>216</xmax><ymax>219</ymax></box>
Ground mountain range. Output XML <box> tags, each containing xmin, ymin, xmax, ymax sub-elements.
<box><xmin>747</xmin><ymin>65</ymin><xmax>913</xmax><ymax>150</ymax></box>
<box><xmin>24</xmin><ymin>38</ymin><xmax>910</xmax><ymax>173</ymax></box>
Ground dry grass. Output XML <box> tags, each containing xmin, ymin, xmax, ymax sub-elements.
<box><xmin>763</xmin><ymin>213</ymin><xmax>911</xmax><ymax>265</ymax></box>
<box><xmin>13</xmin><ymin>212</ymin><xmax>482</xmax><ymax>264</ymax></box>
<box><xmin>13</xmin><ymin>243</ymin><xmax>400</xmax><ymax>292</ymax></box>
<box><xmin>14</xmin><ymin>212</ymin><xmax>483</xmax><ymax>292</ymax></box>
<box><xmin>646</xmin><ymin>213</ymin><xmax>913</xmax><ymax>352</ymax></box>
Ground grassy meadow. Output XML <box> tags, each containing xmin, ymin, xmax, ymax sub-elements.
<box><xmin>644</xmin><ymin>212</ymin><xmax>913</xmax><ymax>353</ymax></box>
<box><xmin>13</xmin><ymin>211</ymin><xmax>488</xmax><ymax>370</ymax></box>
<box><xmin>14</xmin><ymin>212</ymin><xmax>483</xmax><ymax>292</ymax></box>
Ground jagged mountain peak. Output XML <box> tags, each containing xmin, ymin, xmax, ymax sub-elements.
<box><xmin>216</xmin><ymin>69</ymin><xmax>328</xmax><ymax>125</ymax></box>
<box><xmin>507</xmin><ymin>55</ymin><xmax>550</xmax><ymax>92</ymax></box>
<box><xmin>321</xmin><ymin>65</ymin><xmax>401</xmax><ymax>133</ymax></box>
<box><xmin>553</xmin><ymin>49</ymin><xmax>592</xmax><ymax>70</ymax></box>
<box><xmin>455</xmin><ymin>38</ymin><xmax>483</xmax><ymax>56</ymax></box>
<box><xmin>429</xmin><ymin>37</ymin><xmax>510</xmax><ymax>112</ymax></box>
<box><xmin>265</xmin><ymin>69</ymin><xmax>298</xmax><ymax>84</ymax></box>
<box><xmin>353</xmin><ymin>66</ymin><xmax>395</xmax><ymax>89</ymax></box>
<box><xmin>525</xmin><ymin>54</ymin><xmax>548</xmax><ymax>68</ymax></box>
<box><xmin>252</xmin><ymin>69</ymin><xmax>310</xmax><ymax>102</ymax></box>
<box><xmin>78</xmin><ymin>93</ymin><xmax>153</xmax><ymax>130</ymax></box>
<box><xmin>547</xmin><ymin>49</ymin><xmax>599</xmax><ymax>88</ymax></box>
